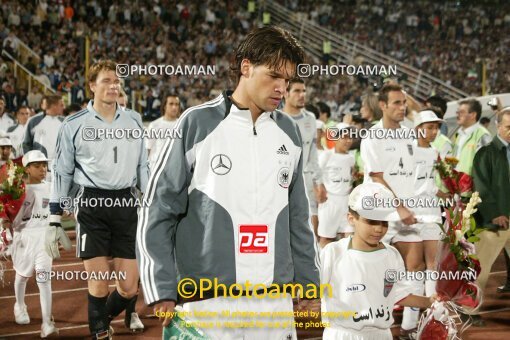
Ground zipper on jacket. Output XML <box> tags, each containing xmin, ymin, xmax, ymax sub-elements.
<box><xmin>253</xmin><ymin>125</ymin><xmax>257</xmax><ymax>136</ymax></box>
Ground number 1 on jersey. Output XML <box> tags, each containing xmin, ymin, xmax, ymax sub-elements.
<box><xmin>113</xmin><ymin>146</ymin><xmax>117</xmax><ymax>163</ymax></box>
<box><xmin>81</xmin><ymin>233</ymin><xmax>87</xmax><ymax>252</ymax></box>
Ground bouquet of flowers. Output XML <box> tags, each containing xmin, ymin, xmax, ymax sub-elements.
<box><xmin>0</xmin><ymin>160</ymin><xmax>26</xmax><ymax>222</ymax></box>
<box><xmin>435</xmin><ymin>192</ymin><xmax>483</xmax><ymax>308</ymax></box>
<box><xmin>434</xmin><ymin>156</ymin><xmax>473</xmax><ymax>202</ymax></box>
<box><xmin>417</xmin><ymin>156</ymin><xmax>485</xmax><ymax>339</ymax></box>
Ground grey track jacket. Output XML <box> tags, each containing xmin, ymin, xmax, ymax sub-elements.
<box><xmin>137</xmin><ymin>92</ymin><xmax>320</xmax><ymax>305</ymax></box>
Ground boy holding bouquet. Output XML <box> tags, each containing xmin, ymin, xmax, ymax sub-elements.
<box><xmin>8</xmin><ymin>150</ymin><xmax>71</xmax><ymax>337</ymax></box>
<box><xmin>321</xmin><ymin>182</ymin><xmax>437</xmax><ymax>340</ymax></box>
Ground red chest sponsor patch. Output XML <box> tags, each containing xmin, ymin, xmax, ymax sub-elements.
<box><xmin>239</xmin><ymin>225</ymin><xmax>268</xmax><ymax>253</ymax></box>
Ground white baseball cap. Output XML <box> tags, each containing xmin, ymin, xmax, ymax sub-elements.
<box><xmin>348</xmin><ymin>182</ymin><xmax>400</xmax><ymax>222</ymax></box>
<box><xmin>0</xmin><ymin>137</ymin><xmax>12</xmax><ymax>146</ymax></box>
<box><xmin>414</xmin><ymin>110</ymin><xmax>444</xmax><ymax>128</ymax></box>
<box><xmin>22</xmin><ymin>150</ymin><xmax>49</xmax><ymax>167</ymax></box>
<box><xmin>336</xmin><ymin>122</ymin><xmax>351</xmax><ymax>131</ymax></box>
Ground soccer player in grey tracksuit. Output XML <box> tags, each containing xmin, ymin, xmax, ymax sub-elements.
<box><xmin>137</xmin><ymin>26</ymin><xmax>320</xmax><ymax>340</ymax></box>
<box><xmin>282</xmin><ymin>78</ymin><xmax>326</xmax><ymax>238</ymax></box>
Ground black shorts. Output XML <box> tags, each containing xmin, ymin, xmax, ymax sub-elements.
<box><xmin>75</xmin><ymin>187</ymin><xmax>138</xmax><ymax>259</ymax></box>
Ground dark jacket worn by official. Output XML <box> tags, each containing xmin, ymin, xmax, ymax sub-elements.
<box><xmin>472</xmin><ymin>136</ymin><xmax>510</xmax><ymax>228</ymax></box>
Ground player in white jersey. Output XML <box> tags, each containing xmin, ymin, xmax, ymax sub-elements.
<box><xmin>145</xmin><ymin>94</ymin><xmax>180</xmax><ymax>170</ymax></box>
<box><xmin>360</xmin><ymin>84</ymin><xmax>417</xmax><ymax>232</ymax></box>
<box><xmin>7</xmin><ymin>106</ymin><xmax>30</xmax><ymax>158</ymax></box>
<box><xmin>318</xmin><ymin>123</ymin><xmax>355</xmax><ymax>247</ymax></box>
<box><xmin>396</xmin><ymin>110</ymin><xmax>453</xmax><ymax>337</ymax></box>
<box><xmin>8</xmin><ymin>151</ymin><xmax>66</xmax><ymax>337</ymax></box>
<box><xmin>282</xmin><ymin>78</ymin><xmax>326</xmax><ymax>237</ymax></box>
<box><xmin>321</xmin><ymin>182</ymin><xmax>437</xmax><ymax>340</ymax></box>
<box><xmin>22</xmin><ymin>95</ymin><xmax>64</xmax><ymax>182</ymax></box>
<box><xmin>360</xmin><ymin>84</ymin><xmax>421</xmax><ymax>338</ymax></box>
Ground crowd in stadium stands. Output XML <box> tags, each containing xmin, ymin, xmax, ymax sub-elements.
<box><xmin>286</xmin><ymin>0</ymin><xmax>510</xmax><ymax>96</ymax></box>
<box><xmin>0</xmin><ymin>0</ymin><xmax>509</xmax><ymax>120</ymax></box>
<box><xmin>0</xmin><ymin>0</ymin><xmax>252</xmax><ymax>117</ymax></box>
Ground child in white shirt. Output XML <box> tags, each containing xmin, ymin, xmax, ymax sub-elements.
<box><xmin>318</xmin><ymin>123</ymin><xmax>355</xmax><ymax>248</ymax></box>
<box><xmin>321</xmin><ymin>182</ymin><xmax>437</xmax><ymax>340</ymax></box>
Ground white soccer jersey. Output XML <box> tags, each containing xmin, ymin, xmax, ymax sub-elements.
<box><xmin>319</xmin><ymin>150</ymin><xmax>354</xmax><ymax>196</ymax></box>
<box><xmin>7</xmin><ymin>123</ymin><xmax>25</xmax><ymax>157</ymax></box>
<box><xmin>286</xmin><ymin>109</ymin><xmax>322</xmax><ymax>183</ymax></box>
<box><xmin>23</xmin><ymin>113</ymin><xmax>63</xmax><ymax>166</ymax></box>
<box><xmin>321</xmin><ymin>237</ymin><xmax>413</xmax><ymax>332</ymax></box>
<box><xmin>13</xmin><ymin>182</ymin><xmax>51</xmax><ymax>231</ymax></box>
<box><xmin>360</xmin><ymin>121</ymin><xmax>416</xmax><ymax>199</ymax></box>
<box><xmin>145</xmin><ymin>117</ymin><xmax>177</xmax><ymax>169</ymax></box>
<box><xmin>414</xmin><ymin>144</ymin><xmax>441</xmax><ymax>223</ymax></box>
<box><xmin>0</xmin><ymin>113</ymin><xmax>15</xmax><ymax>135</ymax></box>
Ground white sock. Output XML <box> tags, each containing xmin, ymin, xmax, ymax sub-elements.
<box><xmin>425</xmin><ymin>270</ymin><xmax>436</xmax><ymax>296</ymax></box>
<box><xmin>37</xmin><ymin>280</ymin><xmax>52</xmax><ymax>324</ymax></box>
<box><xmin>401</xmin><ymin>274</ymin><xmax>424</xmax><ymax>330</ymax></box>
<box><xmin>14</xmin><ymin>273</ymin><xmax>28</xmax><ymax>307</ymax></box>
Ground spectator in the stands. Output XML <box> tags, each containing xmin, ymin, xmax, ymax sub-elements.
<box><xmin>27</xmin><ymin>87</ymin><xmax>43</xmax><ymax>110</ymax></box>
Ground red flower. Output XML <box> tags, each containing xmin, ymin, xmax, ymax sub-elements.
<box><xmin>471</xmin><ymin>258</ymin><xmax>481</xmax><ymax>277</ymax></box>
<box><xmin>442</xmin><ymin>178</ymin><xmax>458</xmax><ymax>195</ymax></box>
<box><xmin>454</xmin><ymin>282</ymin><xmax>480</xmax><ymax>308</ymax></box>
<box><xmin>436</xmin><ymin>245</ymin><xmax>464</xmax><ymax>300</ymax></box>
<box><xmin>458</xmin><ymin>173</ymin><xmax>473</xmax><ymax>193</ymax></box>
<box><xmin>419</xmin><ymin>319</ymin><xmax>449</xmax><ymax>340</ymax></box>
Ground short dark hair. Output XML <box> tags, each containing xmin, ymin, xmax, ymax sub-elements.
<box><xmin>426</xmin><ymin>95</ymin><xmax>447</xmax><ymax>118</ymax></box>
<box><xmin>16</xmin><ymin>105</ymin><xmax>30</xmax><ymax>115</ymax></box>
<box><xmin>287</xmin><ymin>78</ymin><xmax>304</xmax><ymax>92</ymax></box>
<box><xmin>316</xmin><ymin>102</ymin><xmax>331</xmax><ymax>118</ymax></box>
<box><xmin>230</xmin><ymin>26</ymin><xmax>305</xmax><ymax>84</ymax></box>
<box><xmin>458</xmin><ymin>99</ymin><xmax>482</xmax><ymax>121</ymax></box>
<box><xmin>305</xmin><ymin>104</ymin><xmax>319</xmax><ymax>119</ymax></box>
<box><xmin>425</xmin><ymin>105</ymin><xmax>444</xmax><ymax>119</ymax></box>
<box><xmin>378</xmin><ymin>83</ymin><xmax>403</xmax><ymax>104</ymax></box>
<box><xmin>64</xmin><ymin>103</ymin><xmax>82</xmax><ymax>116</ymax></box>
<box><xmin>479</xmin><ymin>117</ymin><xmax>490</xmax><ymax>125</ymax></box>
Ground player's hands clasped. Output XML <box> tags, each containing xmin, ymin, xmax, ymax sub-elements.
<box><xmin>296</xmin><ymin>298</ymin><xmax>321</xmax><ymax>314</ymax></box>
<box><xmin>396</xmin><ymin>205</ymin><xmax>417</xmax><ymax>225</ymax></box>
<box><xmin>314</xmin><ymin>184</ymin><xmax>328</xmax><ymax>204</ymax></box>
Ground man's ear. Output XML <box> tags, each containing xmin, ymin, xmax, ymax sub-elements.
<box><xmin>379</xmin><ymin>100</ymin><xmax>386</xmax><ymax>112</ymax></box>
<box><xmin>240</xmin><ymin>59</ymin><xmax>252</xmax><ymax>78</ymax></box>
<box><xmin>89</xmin><ymin>82</ymin><xmax>95</xmax><ymax>95</ymax></box>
